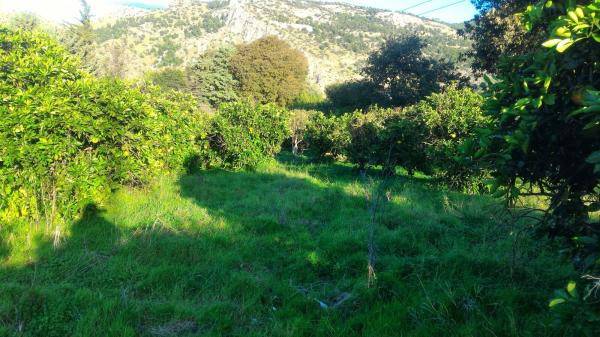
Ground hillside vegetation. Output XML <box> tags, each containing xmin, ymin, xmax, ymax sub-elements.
<box><xmin>91</xmin><ymin>0</ymin><xmax>470</xmax><ymax>88</ymax></box>
<box><xmin>0</xmin><ymin>0</ymin><xmax>599</xmax><ymax>335</ymax></box>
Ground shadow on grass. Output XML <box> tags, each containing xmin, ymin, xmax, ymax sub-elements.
<box><xmin>0</xmin><ymin>169</ymin><xmax>383</xmax><ymax>336</ymax></box>
<box><xmin>0</xmin><ymin>166</ymin><xmax>572</xmax><ymax>337</ymax></box>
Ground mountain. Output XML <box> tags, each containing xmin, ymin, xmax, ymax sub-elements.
<box><xmin>94</xmin><ymin>0</ymin><xmax>471</xmax><ymax>90</ymax></box>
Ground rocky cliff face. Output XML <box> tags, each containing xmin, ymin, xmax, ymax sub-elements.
<box><xmin>94</xmin><ymin>0</ymin><xmax>470</xmax><ymax>90</ymax></box>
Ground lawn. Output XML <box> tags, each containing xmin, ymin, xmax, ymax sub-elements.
<box><xmin>0</xmin><ymin>155</ymin><xmax>575</xmax><ymax>336</ymax></box>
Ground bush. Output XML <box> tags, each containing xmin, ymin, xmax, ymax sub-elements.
<box><xmin>304</xmin><ymin>112</ymin><xmax>351</xmax><ymax>161</ymax></box>
<box><xmin>202</xmin><ymin>101</ymin><xmax>289</xmax><ymax>169</ymax></box>
<box><xmin>338</xmin><ymin>86</ymin><xmax>486</xmax><ymax>189</ymax></box>
<box><xmin>325</xmin><ymin>80</ymin><xmax>383</xmax><ymax>110</ymax></box>
<box><xmin>405</xmin><ymin>85</ymin><xmax>487</xmax><ymax>189</ymax></box>
<box><xmin>0</xmin><ymin>27</ymin><xmax>204</xmax><ymax>227</ymax></box>
<box><xmin>345</xmin><ymin>107</ymin><xmax>390</xmax><ymax>170</ymax></box>
<box><xmin>145</xmin><ymin>67</ymin><xmax>188</xmax><ymax>92</ymax></box>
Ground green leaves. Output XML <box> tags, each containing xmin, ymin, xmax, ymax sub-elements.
<box><xmin>203</xmin><ymin>101</ymin><xmax>290</xmax><ymax>170</ymax></box>
<box><xmin>0</xmin><ymin>27</ymin><xmax>205</xmax><ymax>226</ymax></box>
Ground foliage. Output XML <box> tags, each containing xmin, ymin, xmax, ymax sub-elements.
<box><xmin>474</xmin><ymin>1</ymin><xmax>600</xmax><ymax>328</ymax></box>
<box><xmin>288</xmin><ymin>109</ymin><xmax>313</xmax><ymax>155</ymax></box>
<box><xmin>289</xmin><ymin>87</ymin><xmax>326</xmax><ymax>110</ymax></box>
<box><xmin>187</xmin><ymin>46</ymin><xmax>239</xmax><ymax>108</ymax></box>
<box><xmin>155</xmin><ymin>37</ymin><xmax>182</xmax><ymax>67</ymax></box>
<box><xmin>345</xmin><ymin>107</ymin><xmax>390</xmax><ymax>171</ymax></box>
<box><xmin>325</xmin><ymin>80</ymin><xmax>384</xmax><ymax>110</ymax></box>
<box><xmin>7</xmin><ymin>12</ymin><xmax>41</xmax><ymax>31</ymax></box>
<box><xmin>202</xmin><ymin>101</ymin><xmax>290</xmax><ymax>169</ymax></box>
<box><xmin>229</xmin><ymin>36</ymin><xmax>309</xmax><ymax>106</ymax></box>
<box><xmin>364</xmin><ymin>35</ymin><xmax>464</xmax><ymax>107</ymax></box>
<box><xmin>304</xmin><ymin>112</ymin><xmax>351</xmax><ymax>161</ymax></box>
<box><xmin>202</xmin><ymin>15</ymin><xmax>225</xmax><ymax>33</ymax></box>
<box><xmin>461</xmin><ymin>0</ymin><xmax>546</xmax><ymax>74</ymax></box>
<box><xmin>405</xmin><ymin>85</ymin><xmax>488</xmax><ymax>190</ymax></box>
<box><xmin>337</xmin><ymin>86</ymin><xmax>486</xmax><ymax>189</ymax></box>
<box><xmin>62</xmin><ymin>0</ymin><xmax>97</xmax><ymax>72</ymax></box>
<box><xmin>145</xmin><ymin>67</ymin><xmax>188</xmax><ymax>92</ymax></box>
<box><xmin>0</xmin><ymin>27</ymin><xmax>204</xmax><ymax>228</ymax></box>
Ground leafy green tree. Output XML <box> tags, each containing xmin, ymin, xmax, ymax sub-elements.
<box><xmin>187</xmin><ymin>46</ymin><xmax>239</xmax><ymax>108</ymax></box>
<box><xmin>364</xmin><ymin>35</ymin><xmax>464</xmax><ymax>107</ymax></box>
<box><xmin>404</xmin><ymin>85</ymin><xmax>487</xmax><ymax>189</ymax></box>
<box><xmin>304</xmin><ymin>112</ymin><xmax>351</xmax><ymax>161</ymax></box>
<box><xmin>230</xmin><ymin>36</ymin><xmax>309</xmax><ymax>106</ymax></box>
<box><xmin>475</xmin><ymin>0</ymin><xmax>599</xmax><ymax>263</ymax></box>
<box><xmin>460</xmin><ymin>0</ymin><xmax>546</xmax><ymax>74</ymax></box>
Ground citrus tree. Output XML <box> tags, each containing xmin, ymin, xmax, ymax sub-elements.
<box><xmin>474</xmin><ymin>1</ymin><xmax>599</xmax><ymax>329</ymax></box>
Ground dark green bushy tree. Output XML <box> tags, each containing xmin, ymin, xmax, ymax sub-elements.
<box><xmin>146</xmin><ymin>67</ymin><xmax>188</xmax><ymax>92</ymax></box>
<box><xmin>364</xmin><ymin>35</ymin><xmax>464</xmax><ymax>107</ymax></box>
<box><xmin>460</xmin><ymin>0</ymin><xmax>546</xmax><ymax>74</ymax></box>
<box><xmin>325</xmin><ymin>80</ymin><xmax>384</xmax><ymax>110</ymax></box>
<box><xmin>187</xmin><ymin>46</ymin><xmax>239</xmax><ymax>108</ymax></box>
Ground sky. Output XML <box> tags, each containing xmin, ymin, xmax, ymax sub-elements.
<box><xmin>0</xmin><ymin>0</ymin><xmax>477</xmax><ymax>24</ymax></box>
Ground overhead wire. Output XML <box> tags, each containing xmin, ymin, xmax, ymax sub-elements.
<box><xmin>416</xmin><ymin>0</ymin><xmax>468</xmax><ymax>16</ymax></box>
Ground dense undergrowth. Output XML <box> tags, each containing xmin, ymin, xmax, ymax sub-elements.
<box><xmin>0</xmin><ymin>156</ymin><xmax>575</xmax><ymax>336</ymax></box>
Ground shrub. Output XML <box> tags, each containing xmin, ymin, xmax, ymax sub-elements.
<box><xmin>345</xmin><ymin>107</ymin><xmax>390</xmax><ymax>170</ymax></box>
<box><xmin>202</xmin><ymin>101</ymin><xmax>289</xmax><ymax>169</ymax></box>
<box><xmin>229</xmin><ymin>36</ymin><xmax>308</xmax><ymax>106</ymax></box>
<box><xmin>304</xmin><ymin>112</ymin><xmax>351</xmax><ymax>161</ymax></box>
<box><xmin>325</xmin><ymin>80</ymin><xmax>383</xmax><ymax>110</ymax></box>
<box><xmin>405</xmin><ymin>85</ymin><xmax>487</xmax><ymax>189</ymax></box>
<box><xmin>0</xmin><ymin>27</ymin><xmax>204</xmax><ymax>227</ymax></box>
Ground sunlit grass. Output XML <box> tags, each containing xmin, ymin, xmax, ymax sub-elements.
<box><xmin>0</xmin><ymin>155</ymin><xmax>575</xmax><ymax>336</ymax></box>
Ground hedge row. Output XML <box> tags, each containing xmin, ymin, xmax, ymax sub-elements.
<box><xmin>300</xmin><ymin>85</ymin><xmax>488</xmax><ymax>190</ymax></box>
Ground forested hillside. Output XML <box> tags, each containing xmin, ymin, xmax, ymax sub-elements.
<box><xmin>91</xmin><ymin>0</ymin><xmax>470</xmax><ymax>88</ymax></box>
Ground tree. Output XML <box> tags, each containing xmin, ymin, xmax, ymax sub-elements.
<box><xmin>460</xmin><ymin>0</ymin><xmax>546</xmax><ymax>74</ymax></box>
<box><xmin>63</xmin><ymin>0</ymin><xmax>97</xmax><ymax>71</ymax></box>
<box><xmin>325</xmin><ymin>80</ymin><xmax>384</xmax><ymax>110</ymax></box>
<box><xmin>187</xmin><ymin>46</ymin><xmax>239</xmax><ymax>108</ymax></box>
<box><xmin>289</xmin><ymin>109</ymin><xmax>312</xmax><ymax>155</ymax></box>
<box><xmin>229</xmin><ymin>36</ymin><xmax>309</xmax><ymax>106</ymax></box>
<box><xmin>364</xmin><ymin>35</ymin><xmax>464</xmax><ymax>107</ymax></box>
<box><xmin>475</xmin><ymin>0</ymin><xmax>599</xmax><ymax>263</ymax></box>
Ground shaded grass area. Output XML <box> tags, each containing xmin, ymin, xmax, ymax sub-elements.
<box><xmin>0</xmin><ymin>157</ymin><xmax>575</xmax><ymax>336</ymax></box>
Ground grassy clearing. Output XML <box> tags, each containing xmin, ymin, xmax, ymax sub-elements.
<box><xmin>0</xmin><ymin>155</ymin><xmax>575</xmax><ymax>336</ymax></box>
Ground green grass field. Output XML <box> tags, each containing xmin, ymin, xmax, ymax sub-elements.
<box><xmin>0</xmin><ymin>155</ymin><xmax>575</xmax><ymax>336</ymax></box>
